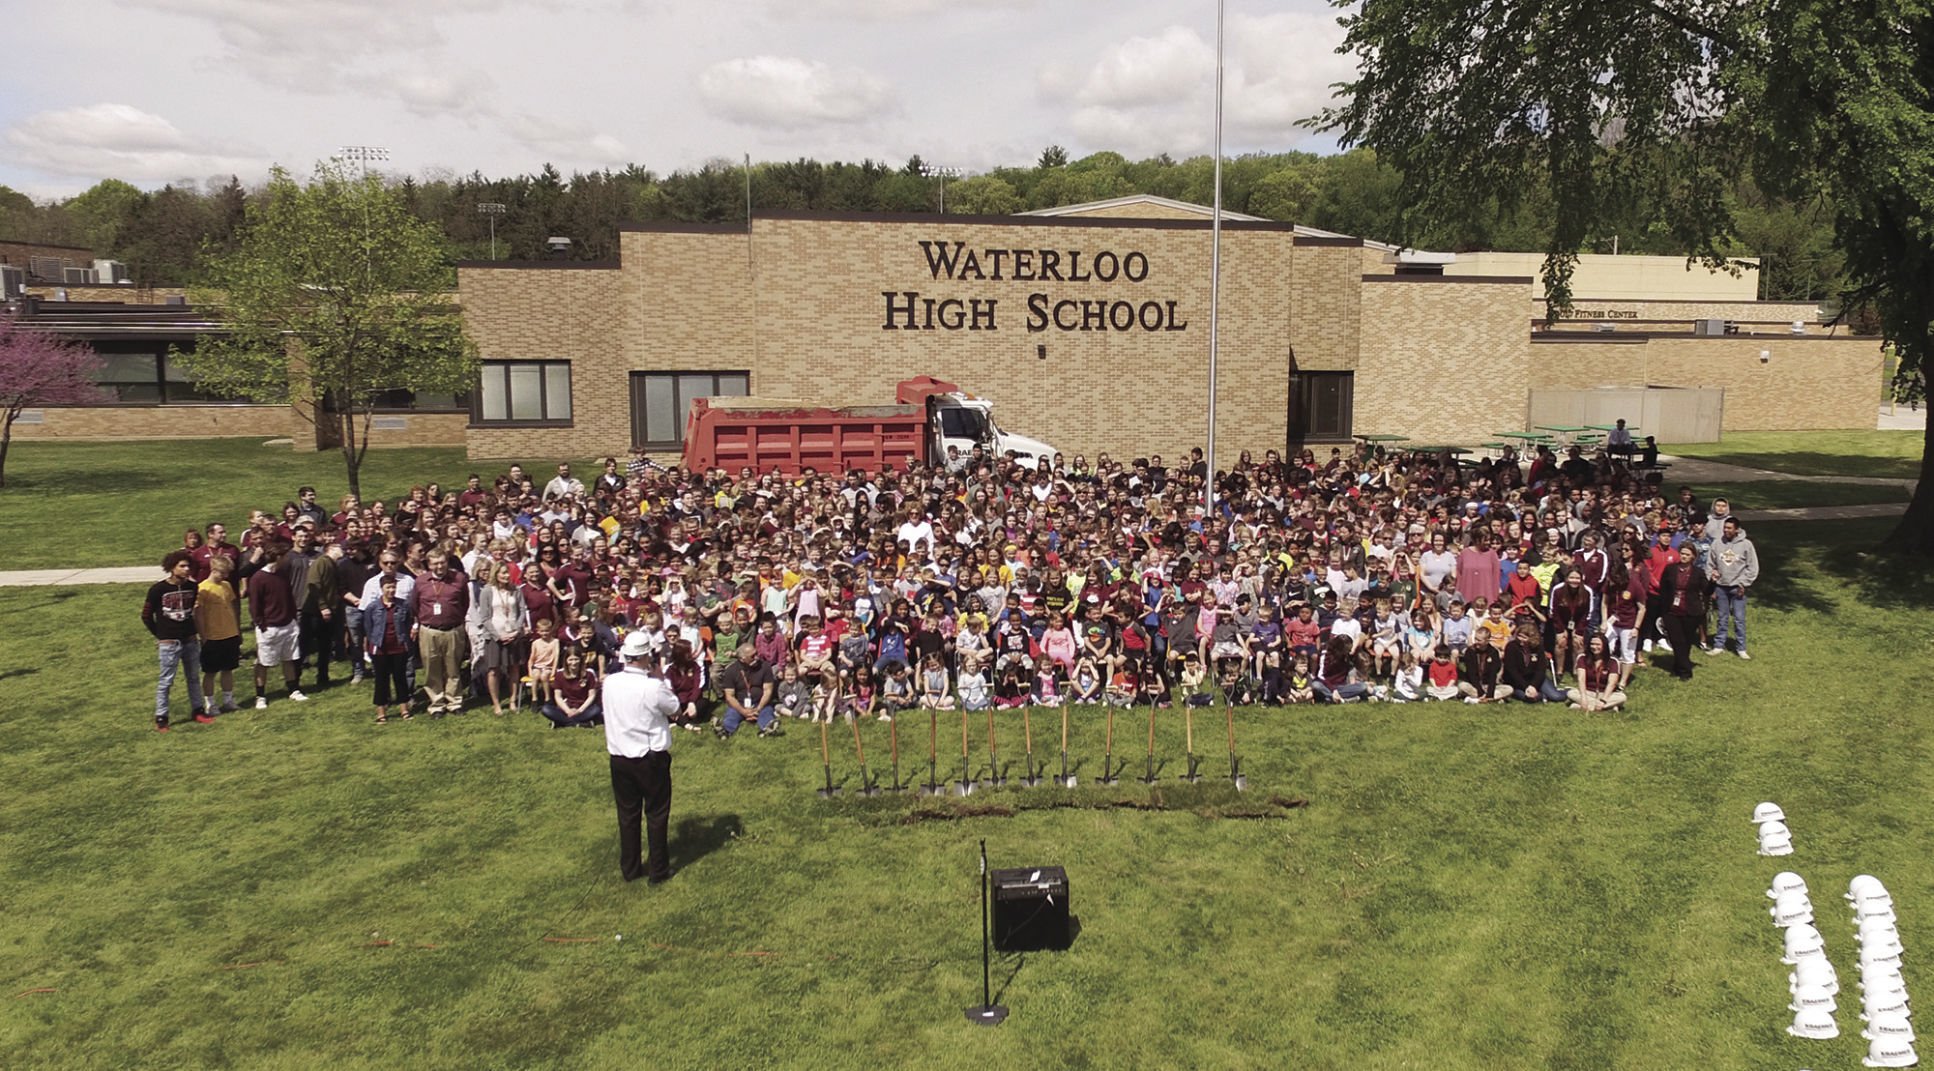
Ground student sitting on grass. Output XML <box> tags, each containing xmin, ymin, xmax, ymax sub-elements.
<box><xmin>958</xmin><ymin>664</ymin><xmax>991</xmax><ymax>711</ymax></box>
<box><xmin>1071</xmin><ymin>656</ymin><xmax>1103</xmax><ymax>704</ymax></box>
<box><xmin>1425</xmin><ymin>645</ymin><xmax>1462</xmax><ymax>702</ymax></box>
<box><xmin>540</xmin><ymin>650</ymin><xmax>602</xmax><ymax>729</ymax></box>
<box><xmin>1286</xmin><ymin>654</ymin><xmax>1316</xmax><ymax>705</ymax></box>
<box><xmin>775</xmin><ymin>663</ymin><xmax>813</xmax><ymax>721</ymax></box>
<box><xmin>918</xmin><ymin>654</ymin><xmax>955</xmax><ymax>712</ymax></box>
<box><xmin>1567</xmin><ymin>634</ymin><xmax>1628</xmax><ymax>712</ymax></box>
<box><xmin>836</xmin><ymin>664</ymin><xmax>871</xmax><ymax>722</ymax></box>
<box><xmin>880</xmin><ymin>660</ymin><xmax>917</xmax><ymax>720</ymax></box>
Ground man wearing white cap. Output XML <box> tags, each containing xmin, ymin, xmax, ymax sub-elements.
<box><xmin>603</xmin><ymin>630</ymin><xmax>679</xmax><ymax>884</ymax></box>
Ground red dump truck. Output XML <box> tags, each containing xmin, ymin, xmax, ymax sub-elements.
<box><xmin>682</xmin><ymin>375</ymin><xmax>1057</xmax><ymax>475</ymax></box>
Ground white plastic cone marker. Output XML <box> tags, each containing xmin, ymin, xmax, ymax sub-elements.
<box><xmin>1792</xmin><ymin>958</ymin><xmax>1841</xmax><ymax>996</ymax></box>
<box><xmin>1786</xmin><ymin>924</ymin><xmax>1828</xmax><ymax>964</ymax></box>
<box><xmin>1789</xmin><ymin>1006</ymin><xmax>1841</xmax><ymax>1039</ymax></box>
<box><xmin>1864</xmin><ymin>1013</ymin><xmax>1917</xmax><ymax>1043</ymax></box>
<box><xmin>1863</xmin><ymin>1035</ymin><xmax>1919</xmax><ymax>1068</ymax></box>
<box><xmin>1790</xmin><ymin>983</ymin><xmax>1840</xmax><ymax>1013</ymax></box>
<box><xmin>1773</xmin><ymin>891</ymin><xmax>1816</xmax><ymax>927</ymax></box>
<box><xmin>1769</xmin><ymin>871</ymin><xmax>1809</xmax><ymax>899</ymax></box>
<box><xmin>1860</xmin><ymin>992</ymin><xmax>1913</xmax><ymax>1022</ymax></box>
<box><xmin>1753</xmin><ymin>801</ymin><xmax>1787</xmax><ymax>824</ymax></box>
<box><xmin>1850</xmin><ymin>875</ymin><xmax>1889</xmax><ymax>902</ymax></box>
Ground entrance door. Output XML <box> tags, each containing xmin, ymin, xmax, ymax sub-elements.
<box><xmin>1287</xmin><ymin>371</ymin><xmax>1354</xmax><ymax>445</ymax></box>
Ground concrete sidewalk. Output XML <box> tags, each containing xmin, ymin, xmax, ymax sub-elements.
<box><xmin>0</xmin><ymin>566</ymin><xmax>158</xmax><ymax>587</ymax></box>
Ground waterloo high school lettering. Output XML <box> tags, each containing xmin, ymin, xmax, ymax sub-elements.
<box><xmin>882</xmin><ymin>239</ymin><xmax>1190</xmax><ymax>334</ymax></box>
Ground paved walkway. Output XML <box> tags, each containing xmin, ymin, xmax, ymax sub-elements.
<box><xmin>0</xmin><ymin>566</ymin><xmax>157</xmax><ymax>587</ymax></box>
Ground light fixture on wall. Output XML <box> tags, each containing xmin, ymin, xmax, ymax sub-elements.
<box><xmin>1759</xmin><ymin>350</ymin><xmax>1771</xmax><ymax>364</ymax></box>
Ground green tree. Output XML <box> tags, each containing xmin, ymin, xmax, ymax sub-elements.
<box><xmin>183</xmin><ymin>161</ymin><xmax>478</xmax><ymax>497</ymax></box>
<box><xmin>63</xmin><ymin>179</ymin><xmax>145</xmax><ymax>255</ymax></box>
<box><xmin>1037</xmin><ymin>145</ymin><xmax>1069</xmax><ymax>169</ymax></box>
<box><xmin>945</xmin><ymin>176</ymin><xmax>1022</xmax><ymax>216</ymax></box>
<box><xmin>1318</xmin><ymin>0</ymin><xmax>1934</xmax><ymax>551</ymax></box>
<box><xmin>1248</xmin><ymin>166</ymin><xmax>1320</xmax><ymax>222</ymax></box>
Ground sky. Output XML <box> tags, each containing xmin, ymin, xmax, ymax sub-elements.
<box><xmin>0</xmin><ymin>0</ymin><xmax>1357</xmax><ymax>201</ymax></box>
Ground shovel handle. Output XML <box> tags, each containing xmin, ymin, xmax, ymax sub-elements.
<box><xmin>1146</xmin><ymin>706</ymin><xmax>1157</xmax><ymax>757</ymax></box>
<box><xmin>1185</xmin><ymin>706</ymin><xmax>1194</xmax><ymax>754</ymax></box>
<box><xmin>1023</xmin><ymin>707</ymin><xmax>1034</xmax><ymax>756</ymax></box>
<box><xmin>851</xmin><ymin>715</ymin><xmax>866</xmax><ymax>765</ymax></box>
<box><xmin>1105</xmin><ymin>707</ymin><xmax>1114</xmax><ymax>753</ymax></box>
<box><xmin>929</xmin><ymin>710</ymin><xmax>938</xmax><ymax>760</ymax></box>
<box><xmin>890</xmin><ymin>716</ymin><xmax>899</xmax><ymax>765</ymax></box>
<box><xmin>1226</xmin><ymin>706</ymin><xmax>1236</xmax><ymax>752</ymax></box>
<box><xmin>1060</xmin><ymin>701</ymin><xmax>1070</xmax><ymax>751</ymax></box>
<box><xmin>961</xmin><ymin>710</ymin><xmax>970</xmax><ymax>758</ymax></box>
<box><xmin>819</xmin><ymin>717</ymin><xmax>831</xmax><ymax>765</ymax></box>
<box><xmin>986</xmin><ymin>707</ymin><xmax>998</xmax><ymax>759</ymax></box>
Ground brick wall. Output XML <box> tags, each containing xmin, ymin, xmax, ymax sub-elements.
<box><xmin>1356</xmin><ymin>278</ymin><xmax>1531</xmax><ymax>442</ymax></box>
<box><xmin>1529</xmin><ymin>335</ymin><xmax>1880</xmax><ymax>429</ymax></box>
<box><xmin>461</xmin><ymin>217</ymin><xmax>1303</xmax><ymax>462</ymax></box>
<box><xmin>7</xmin><ymin>405</ymin><xmax>292</xmax><ymax>440</ymax></box>
<box><xmin>23</xmin><ymin>285</ymin><xmax>189</xmax><ymax>304</ymax></box>
<box><xmin>1288</xmin><ymin>241</ymin><xmax>1363</xmax><ymax>371</ymax></box>
<box><xmin>1542</xmin><ymin>298</ymin><xmax>1825</xmax><ymax>329</ymax></box>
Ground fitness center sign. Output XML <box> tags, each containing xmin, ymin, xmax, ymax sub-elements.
<box><xmin>882</xmin><ymin>239</ymin><xmax>1190</xmax><ymax>334</ymax></box>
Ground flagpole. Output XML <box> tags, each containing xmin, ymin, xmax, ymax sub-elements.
<box><xmin>1204</xmin><ymin>0</ymin><xmax>1226</xmax><ymax>519</ymax></box>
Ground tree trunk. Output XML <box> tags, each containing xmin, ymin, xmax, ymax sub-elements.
<box><xmin>1880</xmin><ymin>411</ymin><xmax>1934</xmax><ymax>555</ymax></box>
<box><xmin>338</xmin><ymin>397</ymin><xmax>362</xmax><ymax>498</ymax></box>
<box><xmin>0</xmin><ymin>411</ymin><xmax>13</xmax><ymax>489</ymax></box>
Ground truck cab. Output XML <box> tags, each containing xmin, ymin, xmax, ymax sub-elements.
<box><xmin>926</xmin><ymin>393</ymin><xmax>1056</xmax><ymax>472</ymax></box>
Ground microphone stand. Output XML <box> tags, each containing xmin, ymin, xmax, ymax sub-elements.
<box><xmin>963</xmin><ymin>838</ymin><xmax>1008</xmax><ymax>1025</ymax></box>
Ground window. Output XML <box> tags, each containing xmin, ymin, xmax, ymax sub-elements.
<box><xmin>628</xmin><ymin>371</ymin><xmax>749</xmax><ymax>448</ymax></box>
<box><xmin>91</xmin><ymin>345</ymin><xmax>250</xmax><ymax>405</ymax></box>
<box><xmin>1288</xmin><ymin>371</ymin><xmax>1353</xmax><ymax>441</ymax></box>
<box><xmin>368</xmin><ymin>388</ymin><xmax>470</xmax><ymax>412</ymax></box>
<box><xmin>475</xmin><ymin>360</ymin><xmax>572</xmax><ymax>425</ymax></box>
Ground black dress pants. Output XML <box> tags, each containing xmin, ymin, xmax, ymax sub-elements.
<box><xmin>1660</xmin><ymin>614</ymin><xmax>1697</xmax><ymax>679</ymax></box>
<box><xmin>609</xmin><ymin>751</ymin><xmax>671</xmax><ymax>882</ymax></box>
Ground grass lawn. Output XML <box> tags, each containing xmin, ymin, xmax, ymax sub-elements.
<box><xmin>1690</xmin><ymin>481</ymin><xmax>1909</xmax><ymax>511</ymax></box>
<box><xmin>3</xmin><ymin>517</ymin><xmax>1930</xmax><ymax>1069</ymax></box>
<box><xmin>1665</xmin><ymin>429</ymin><xmax>1924</xmax><ymax>480</ymax></box>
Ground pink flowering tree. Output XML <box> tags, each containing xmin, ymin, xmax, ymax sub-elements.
<box><xmin>0</xmin><ymin>315</ymin><xmax>107</xmax><ymax>488</ymax></box>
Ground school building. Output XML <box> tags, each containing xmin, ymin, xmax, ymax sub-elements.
<box><xmin>5</xmin><ymin>195</ymin><xmax>1884</xmax><ymax>458</ymax></box>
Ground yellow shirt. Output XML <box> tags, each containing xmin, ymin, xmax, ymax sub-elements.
<box><xmin>196</xmin><ymin>578</ymin><xmax>241</xmax><ymax>641</ymax></box>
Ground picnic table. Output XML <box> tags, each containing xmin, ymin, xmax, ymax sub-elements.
<box><xmin>1585</xmin><ymin>423</ymin><xmax>1638</xmax><ymax>433</ymax></box>
<box><xmin>1354</xmin><ymin>434</ymin><xmax>1412</xmax><ymax>444</ymax></box>
<box><xmin>1493</xmin><ymin>430</ymin><xmax>1553</xmax><ymax>443</ymax></box>
<box><xmin>1534</xmin><ymin>424</ymin><xmax>1592</xmax><ymax>436</ymax></box>
<box><xmin>1403</xmin><ymin>445</ymin><xmax>1472</xmax><ymax>455</ymax></box>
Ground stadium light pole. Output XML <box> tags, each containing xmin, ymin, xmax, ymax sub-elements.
<box><xmin>920</xmin><ymin>164</ymin><xmax>962</xmax><ymax>214</ymax></box>
<box><xmin>1204</xmin><ymin>0</ymin><xmax>1226</xmax><ymax>519</ymax></box>
<box><xmin>338</xmin><ymin>145</ymin><xmax>389</xmax><ymax>285</ymax></box>
<box><xmin>477</xmin><ymin>202</ymin><xmax>506</xmax><ymax>260</ymax></box>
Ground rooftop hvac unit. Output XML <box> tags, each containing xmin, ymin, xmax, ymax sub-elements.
<box><xmin>1694</xmin><ymin>318</ymin><xmax>1726</xmax><ymax>336</ymax></box>
<box><xmin>62</xmin><ymin>266</ymin><xmax>98</xmax><ymax>285</ymax></box>
<box><xmin>29</xmin><ymin>256</ymin><xmax>65</xmax><ymax>281</ymax></box>
<box><xmin>164</xmin><ymin>295</ymin><xmax>188</xmax><ymax>306</ymax></box>
<box><xmin>0</xmin><ymin>265</ymin><xmax>23</xmax><ymax>300</ymax></box>
<box><xmin>93</xmin><ymin>259</ymin><xmax>129</xmax><ymax>284</ymax></box>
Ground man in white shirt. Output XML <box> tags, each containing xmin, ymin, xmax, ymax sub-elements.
<box><xmin>603</xmin><ymin>631</ymin><xmax>679</xmax><ymax>884</ymax></box>
<box><xmin>894</xmin><ymin>509</ymin><xmax>935</xmax><ymax>555</ymax></box>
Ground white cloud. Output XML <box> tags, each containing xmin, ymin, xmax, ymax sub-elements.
<box><xmin>393</xmin><ymin>70</ymin><xmax>498</xmax><ymax>120</ymax></box>
<box><xmin>774</xmin><ymin>0</ymin><xmax>1032</xmax><ymax>18</ymax></box>
<box><xmin>1042</xmin><ymin>13</ymin><xmax>1354</xmax><ymax>154</ymax></box>
<box><xmin>500</xmin><ymin>114</ymin><xmax>630</xmax><ymax>165</ymax></box>
<box><xmin>5</xmin><ymin>103</ymin><xmax>264</xmax><ymax>182</ymax></box>
<box><xmin>698</xmin><ymin>56</ymin><xmax>894</xmax><ymax>127</ymax></box>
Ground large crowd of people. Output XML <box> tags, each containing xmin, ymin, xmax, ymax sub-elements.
<box><xmin>141</xmin><ymin>436</ymin><xmax>1762</xmax><ymax>733</ymax></box>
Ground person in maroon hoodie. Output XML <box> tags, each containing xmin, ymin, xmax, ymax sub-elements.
<box><xmin>664</xmin><ymin>638</ymin><xmax>709</xmax><ymax>732</ymax></box>
<box><xmin>240</xmin><ymin>537</ymin><xmax>308</xmax><ymax>709</ymax></box>
<box><xmin>142</xmin><ymin>550</ymin><xmax>209</xmax><ymax>731</ymax></box>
